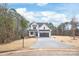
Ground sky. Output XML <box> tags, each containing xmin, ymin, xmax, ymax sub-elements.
<box><xmin>8</xmin><ymin>3</ymin><xmax>79</xmax><ymax>26</ymax></box>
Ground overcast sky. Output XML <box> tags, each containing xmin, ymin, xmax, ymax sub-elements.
<box><xmin>8</xmin><ymin>3</ymin><xmax>79</xmax><ymax>26</ymax></box>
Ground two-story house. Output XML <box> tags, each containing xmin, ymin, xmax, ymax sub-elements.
<box><xmin>27</xmin><ymin>22</ymin><xmax>51</xmax><ymax>37</ymax></box>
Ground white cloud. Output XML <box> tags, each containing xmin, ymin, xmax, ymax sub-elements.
<box><xmin>36</xmin><ymin>3</ymin><xmax>48</xmax><ymax>6</ymax></box>
<box><xmin>16</xmin><ymin>8</ymin><xmax>69</xmax><ymax>26</ymax></box>
<box><xmin>41</xmin><ymin>11</ymin><xmax>56</xmax><ymax>17</ymax></box>
<box><xmin>41</xmin><ymin>11</ymin><xmax>69</xmax><ymax>24</ymax></box>
<box><xmin>16</xmin><ymin>8</ymin><xmax>26</xmax><ymax>14</ymax></box>
<box><xmin>71</xmin><ymin>15</ymin><xmax>79</xmax><ymax>25</ymax></box>
<box><xmin>16</xmin><ymin>8</ymin><xmax>35</xmax><ymax>22</ymax></box>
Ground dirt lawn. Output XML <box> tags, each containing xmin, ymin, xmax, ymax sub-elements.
<box><xmin>52</xmin><ymin>36</ymin><xmax>79</xmax><ymax>48</ymax></box>
<box><xmin>0</xmin><ymin>38</ymin><xmax>37</xmax><ymax>52</ymax></box>
<box><xmin>0</xmin><ymin>36</ymin><xmax>79</xmax><ymax>53</ymax></box>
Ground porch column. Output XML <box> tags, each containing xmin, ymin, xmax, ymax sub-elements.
<box><xmin>38</xmin><ymin>30</ymin><xmax>40</xmax><ymax>37</ymax></box>
<box><xmin>29</xmin><ymin>31</ymin><xmax>31</xmax><ymax>36</ymax></box>
<box><xmin>49</xmin><ymin>30</ymin><xmax>51</xmax><ymax>38</ymax></box>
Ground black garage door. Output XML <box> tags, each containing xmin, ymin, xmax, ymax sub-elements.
<box><xmin>40</xmin><ymin>33</ymin><xmax>49</xmax><ymax>37</ymax></box>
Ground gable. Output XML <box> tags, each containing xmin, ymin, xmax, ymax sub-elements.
<box><xmin>30</xmin><ymin>22</ymin><xmax>38</xmax><ymax>29</ymax></box>
<box><xmin>29</xmin><ymin>22</ymin><xmax>51</xmax><ymax>30</ymax></box>
<box><xmin>39</xmin><ymin>24</ymin><xmax>51</xmax><ymax>30</ymax></box>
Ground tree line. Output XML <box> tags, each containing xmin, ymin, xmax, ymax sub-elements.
<box><xmin>0</xmin><ymin>4</ymin><xmax>29</xmax><ymax>44</ymax></box>
<box><xmin>49</xmin><ymin>17</ymin><xmax>79</xmax><ymax>40</ymax></box>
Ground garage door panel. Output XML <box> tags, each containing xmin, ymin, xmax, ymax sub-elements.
<box><xmin>40</xmin><ymin>33</ymin><xmax>49</xmax><ymax>37</ymax></box>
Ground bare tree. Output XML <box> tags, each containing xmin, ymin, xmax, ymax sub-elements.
<box><xmin>71</xmin><ymin>16</ymin><xmax>78</xmax><ymax>40</ymax></box>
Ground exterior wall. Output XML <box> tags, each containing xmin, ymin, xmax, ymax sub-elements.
<box><xmin>31</xmin><ymin>22</ymin><xmax>39</xmax><ymax>30</ymax></box>
<box><xmin>28</xmin><ymin>23</ymin><xmax>51</xmax><ymax>37</ymax></box>
<box><xmin>29</xmin><ymin>31</ymin><xmax>35</xmax><ymax>37</ymax></box>
<box><xmin>29</xmin><ymin>31</ymin><xmax>51</xmax><ymax>37</ymax></box>
<box><xmin>29</xmin><ymin>31</ymin><xmax>38</xmax><ymax>37</ymax></box>
<box><xmin>39</xmin><ymin>24</ymin><xmax>50</xmax><ymax>30</ymax></box>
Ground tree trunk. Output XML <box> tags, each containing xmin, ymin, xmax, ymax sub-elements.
<box><xmin>22</xmin><ymin>38</ymin><xmax>24</xmax><ymax>48</ymax></box>
<box><xmin>72</xmin><ymin>29</ymin><xmax>75</xmax><ymax>40</ymax></box>
<box><xmin>21</xmin><ymin>29</ymin><xmax>25</xmax><ymax>48</ymax></box>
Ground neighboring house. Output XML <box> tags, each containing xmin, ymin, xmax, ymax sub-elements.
<box><xmin>27</xmin><ymin>22</ymin><xmax>51</xmax><ymax>37</ymax></box>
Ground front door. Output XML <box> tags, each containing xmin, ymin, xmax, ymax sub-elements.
<box><xmin>35</xmin><ymin>32</ymin><xmax>38</xmax><ymax>36</ymax></box>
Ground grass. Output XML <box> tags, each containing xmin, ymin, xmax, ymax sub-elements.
<box><xmin>0</xmin><ymin>38</ymin><xmax>36</xmax><ymax>52</ymax></box>
<box><xmin>52</xmin><ymin>36</ymin><xmax>79</xmax><ymax>48</ymax></box>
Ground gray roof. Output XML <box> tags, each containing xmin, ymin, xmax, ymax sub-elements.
<box><xmin>29</xmin><ymin>22</ymin><xmax>49</xmax><ymax>27</ymax></box>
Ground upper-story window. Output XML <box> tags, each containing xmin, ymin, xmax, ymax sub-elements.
<box><xmin>32</xmin><ymin>25</ymin><xmax>37</xmax><ymax>29</ymax></box>
<box><xmin>44</xmin><ymin>27</ymin><xmax>45</xmax><ymax>30</ymax></box>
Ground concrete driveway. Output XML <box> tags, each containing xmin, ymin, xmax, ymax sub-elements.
<box><xmin>31</xmin><ymin>38</ymin><xmax>73</xmax><ymax>48</ymax></box>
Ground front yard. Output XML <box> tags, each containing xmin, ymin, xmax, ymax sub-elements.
<box><xmin>52</xmin><ymin>36</ymin><xmax>79</xmax><ymax>48</ymax></box>
<box><xmin>0</xmin><ymin>38</ymin><xmax>37</xmax><ymax>52</ymax></box>
<box><xmin>0</xmin><ymin>36</ymin><xmax>79</xmax><ymax>53</ymax></box>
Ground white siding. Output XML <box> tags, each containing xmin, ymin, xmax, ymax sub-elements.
<box><xmin>39</xmin><ymin>24</ymin><xmax>50</xmax><ymax>30</ymax></box>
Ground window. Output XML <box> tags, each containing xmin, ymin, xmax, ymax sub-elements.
<box><xmin>33</xmin><ymin>27</ymin><xmax>36</xmax><ymax>29</ymax></box>
<box><xmin>31</xmin><ymin>32</ymin><xmax>33</xmax><ymax>35</ymax></box>
<box><xmin>32</xmin><ymin>25</ymin><xmax>37</xmax><ymax>29</ymax></box>
<box><xmin>44</xmin><ymin>27</ymin><xmax>45</xmax><ymax>29</ymax></box>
